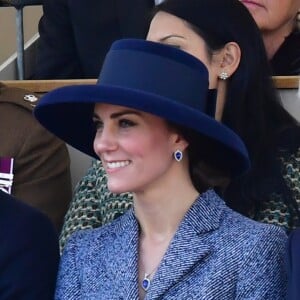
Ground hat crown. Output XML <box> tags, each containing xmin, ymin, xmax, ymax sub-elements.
<box><xmin>99</xmin><ymin>39</ymin><xmax>210</xmax><ymax>113</ymax></box>
<box><xmin>34</xmin><ymin>38</ymin><xmax>250</xmax><ymax>177</ymax></box>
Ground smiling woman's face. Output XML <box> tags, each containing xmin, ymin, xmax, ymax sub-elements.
<box><xmin>239</xmin><ymin>0</ymin><xmax>300</xmax><ymax>32</ymax></box>
<box><xmin>93</xmin><ymin>103</ymin><xmax>185</xmax><ymax>194</ymax></box>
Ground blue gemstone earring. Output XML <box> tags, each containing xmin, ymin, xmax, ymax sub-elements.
<box><xmin>174</xmin><ymin>150</ymin><xmax>183</xmax><ymax>162</ymax></box>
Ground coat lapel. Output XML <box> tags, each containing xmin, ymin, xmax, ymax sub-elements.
<box><xmin>147</xmin><ymin>225</ymin><xmax>211</xmax><ymax>299</ymax></box>
<box><xmin>146</xmin><ymin>189</ymin><xmax>225</xmax><ymax>299</ymax></box>
<box><xmin>103</xmin><ymin>210</ymin><xmax>140</xmax><ymax>299</ymax></box>
<box><xmin>102</xmin><ymin>190</ymin><xmax>225</xmax><ymax>299</ymax></box>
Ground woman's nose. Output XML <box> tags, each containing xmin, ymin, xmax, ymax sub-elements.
<box><xmin>93</xmin><ymin>127</ymin><xmax>118</xmax><ymax>156</ymax></box>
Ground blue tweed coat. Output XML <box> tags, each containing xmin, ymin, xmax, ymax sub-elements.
<box><xmin>56</xmin><ymin>190</ymin><xmax>287</xmax><ymax>299</ymax></box>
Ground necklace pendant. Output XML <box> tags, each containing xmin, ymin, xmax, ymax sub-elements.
<box><xmin>141</xmin><ymin>273</ymin><xmax>151</xmax><ymax>292</ymax></box>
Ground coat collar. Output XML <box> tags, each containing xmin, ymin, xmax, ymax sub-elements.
<box><xmin>104</xmin><ymin>189</ymin><xmax>226</xmax><ymax>299</ymax></box>
<box><xmin>147</xmin><ymin>189</ymin><xmax>226</xmax><ymax>298</ymax></box>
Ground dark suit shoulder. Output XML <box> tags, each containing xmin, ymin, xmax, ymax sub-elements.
<box><xmin>288</xmin><ymin>228</ymin><xmax>300</xmax><ymax>251</ymax></box>
<box><xmin>0</xmin><ymin>191</ymin><xmax>59</xmax><ymax>300</ymax></box>
<box><xmin>271</xmin><ymin>29</ymin><xmax>300</xmax><ymax>76</ymax></box>
<box><xmin>0</xmin><ymin>190</ymin><xmax>58</xmax><ymax>245</ymax></box>
<box><xmin>287</xmin><ymin>228</ymin><xmax>300</xmax><ymax>300</ymax></box>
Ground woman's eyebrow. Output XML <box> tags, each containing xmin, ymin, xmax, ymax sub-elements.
<box><xmin>93</xmin><ymin>110</ymin><xmax>142</xmax><ymax>120</ymax></box>
<box><xmin>159</xmin><ymin>34</ymin><xmax>185</xmax><ymax>42</ymax></box>
<box><xmin>110</xmin><ymin>110</ymin><xmax>142</xmax><ymax>119</ymax></box>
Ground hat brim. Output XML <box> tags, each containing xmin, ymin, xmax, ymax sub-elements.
<box><xmin>34</xmin><ymin>84</ymin><xmax>250</xmax><ymax>177</ymax></box>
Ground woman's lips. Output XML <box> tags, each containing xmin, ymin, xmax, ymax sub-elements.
<box><xmin>241</xmin><ymin>0</ymin><xmax>265</xmax><ymax>9</ymax></box>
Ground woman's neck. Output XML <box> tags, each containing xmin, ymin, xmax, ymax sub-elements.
<box><xmin>135</xmin><ymin>177</ymin><xmax>199</xmax><ymax>299</ymax></box>
<box><xmin>134</xmin><ymin>181</ymin><xmax>198</xmax><ymax>235</ymax></box>
<box><xmin>262</xmin><ymin>21</ymin><xmax>296</xmax><ymax>60</ymax></box>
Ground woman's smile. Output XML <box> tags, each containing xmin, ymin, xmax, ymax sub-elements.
<box><xmin>105</xmin><ymin>160</ymin><xmax>131</xmax><ymax>171</ymax></box>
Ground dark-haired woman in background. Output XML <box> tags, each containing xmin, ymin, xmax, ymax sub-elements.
<box><xmin>59</xmin><ymin>0</ymin><xmax>300</xmax><ymax>251</ymax></box>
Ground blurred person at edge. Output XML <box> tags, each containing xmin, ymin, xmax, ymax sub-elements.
<box><xmin>0</xmin><ymin>83</ymin><xmax>72</xmax><ymax>232</ymax></box>
<box><xmin>0</xmin><ymin>190</ymin><xmax>59</xmax><ymax>299</ymax></box>
<box><xmin>34</xmin><ymin>0</ymin><xmax>165</xmax><ymax>79</ymax></box>
<box><xmin>286</xmin><ymin>227</ymin><xmax>300</xmax><ymax>299</ymax></box>
<box><xmin>240</xmin><ymin>0</ymin><xmax>300</xmax><ymax>75</ymax></box>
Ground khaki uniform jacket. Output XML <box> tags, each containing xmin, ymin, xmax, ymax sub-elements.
<box><xmin>0</xmin><ymin>83</ymin><xmax>72</xmax><ymax>231</ymax></box>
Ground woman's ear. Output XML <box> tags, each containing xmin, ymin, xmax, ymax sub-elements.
<box><xmin>172</xmin><ymin>133</ymin><xmax>189</xmax><ymax>152</ymax></box>
<box><xmin>208</xmin><ymin>42</ymin><xmax>241</xmax><ymax>88</ymax></box>
<box><xmin>212</xmin><ymin>42</ymin><xmax>241</xmax><ymax>121</ymax></box>
<box><xmin>217</xmin><ymin>42</ymin><xmax>241</xmax><ymax>78</ymax></box>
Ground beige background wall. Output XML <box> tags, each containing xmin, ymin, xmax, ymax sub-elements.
<box><xmin>0</xmin><ymin>6</ymin><xmax>42</xmax><ymax>65</ymax></box>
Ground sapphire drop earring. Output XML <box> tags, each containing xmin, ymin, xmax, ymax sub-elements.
<box><xmin>174</xmin><ymin>150</ymin><xmax>183</xmax><ymax>162</ymax></box>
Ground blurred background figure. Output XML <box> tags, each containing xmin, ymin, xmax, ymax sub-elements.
<box><xmin>240</xmin><ymin>0</ymin><xmax>300</xmax><ymax>75</ymax></box>
<box><xmin>286</xmin><ymin>227</ymin><xmax>300</xmax><ymax>300</ymax></box>
<box><xmin>0</xmin><ymin>190</ymin><xmax>59</xmax><ymax>299</ymax></box>
<box><xmin>34</xmin><ymin>0</ymin><xmax>156</xmax><ymax>79</ymax></box>
<box><xmin>0</xmin><ymin>83</ymin><xmax>72</xmax><ymax>232</ymax></box>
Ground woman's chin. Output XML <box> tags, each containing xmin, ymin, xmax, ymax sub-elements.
<box><xmin>107</xmin><ymin>182</ymin><xmax>131</xmax><ymax>194</ymax></box>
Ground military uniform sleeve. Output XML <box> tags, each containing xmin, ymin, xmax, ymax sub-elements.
<box><xmin>13</xmin><ymin>116</ymin><xmax>72</xmax><ymax>231</ymax></box>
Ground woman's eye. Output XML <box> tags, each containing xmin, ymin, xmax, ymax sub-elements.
<box><xmin>93</xmin><ymin>119</ymin><xmax>103</xmax><ymax>131</ymax></box>
<box><xmin>119</xmin><ymin>119</ymin><xmax>136</xmax><ymax>128</ymax></box>
<box><xmin>168</xmin><ymin>44</ymin><xmax>181</xmax><ymax>49</ymax></box>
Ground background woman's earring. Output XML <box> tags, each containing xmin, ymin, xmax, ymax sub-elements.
<box><xmin>174</xmin><ymin>150</ymin><xmax>183</xmax><ymax>162</ymax></box>
<box><xmin>219</xmin><ymin>71</ymin><xmax>229</xmax><ymax>80</ymax></box>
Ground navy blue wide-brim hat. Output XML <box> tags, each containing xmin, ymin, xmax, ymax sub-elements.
<box><xmin>34</xmin><ymin>39</ymin><xmax>250</xmax><ymax>177</ymax></box>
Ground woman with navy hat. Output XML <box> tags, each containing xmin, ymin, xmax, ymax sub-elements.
<box><xmin>59</xmin><ymin>0</ymin><xmax>300</xmax><ymax>252</ymax></box>
<box><xmin>35</xmin><ymin>39</ymin><xmax>287</xmax><ymax>299</ymax></box>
